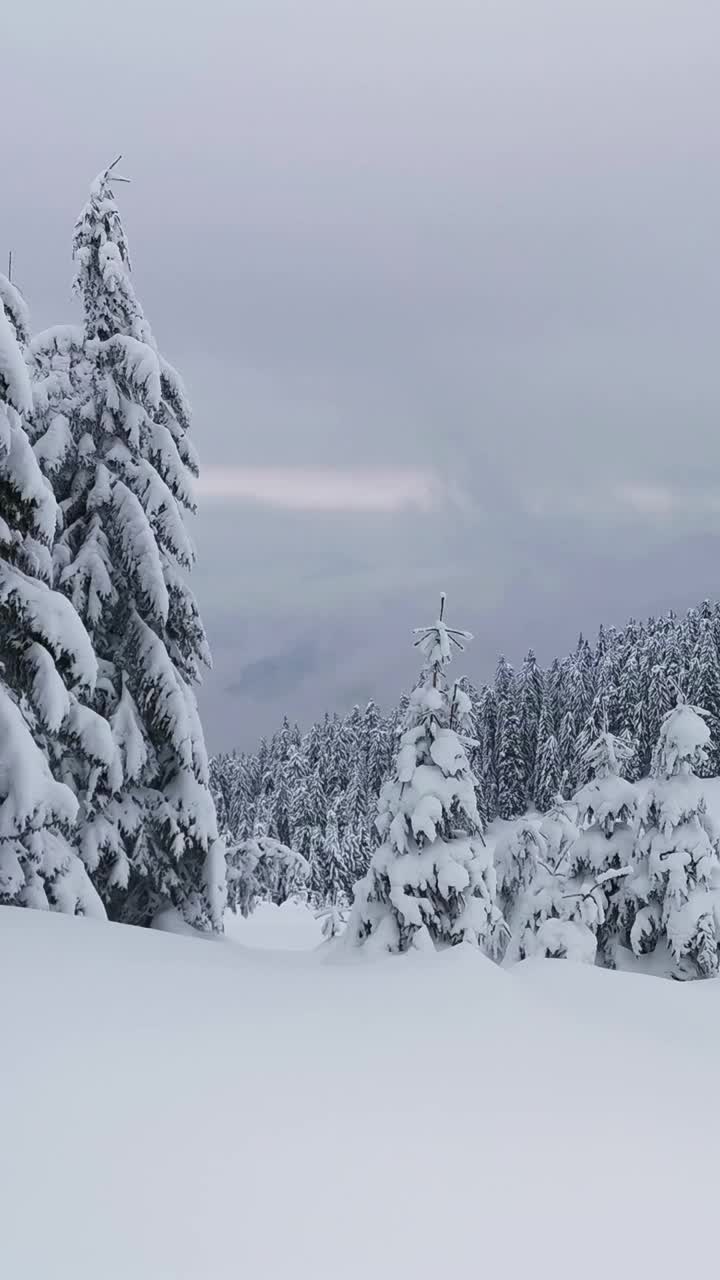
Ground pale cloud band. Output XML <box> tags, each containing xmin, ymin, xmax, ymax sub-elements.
<box><xmin>525</xmin><ymin>482</ymin><xmax>720</xmax><ymax>524</ymax></box>
<box><xmin>616</xmin><ymin>484</ymin><xmax>720</xmax><ymax>517</ymax></box>
<box><xmin>196</xmin><ymin>464</ymin><xmax>444</xmax><ymax>513</ymax></box>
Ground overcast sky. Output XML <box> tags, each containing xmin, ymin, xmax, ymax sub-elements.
<box><xmin>6</xmin><ymin>0</ymin><xmax>720</xmax><ymax>750</ymax></box>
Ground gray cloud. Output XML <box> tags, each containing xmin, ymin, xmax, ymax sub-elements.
<box><xmin>6</xmin><ymin>0</ymin><xmax>720</xmax><ymax>750</ymax></box>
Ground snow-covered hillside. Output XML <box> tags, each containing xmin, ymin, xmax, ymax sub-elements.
<box><xmin>2</xmin><ymin>905</ymin><xmax>719</xmax><ymax>1279</ymax></box>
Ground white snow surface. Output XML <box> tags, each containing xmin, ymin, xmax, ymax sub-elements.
<box><xmin>3</xmin><ymin>905</ymin><xmax>720</xmax><ymax>1279</ymax></box>
<box><xmin>224</xmin><ymin>898</ymin><xmax>323</xmax><ymax>949</ymax></box>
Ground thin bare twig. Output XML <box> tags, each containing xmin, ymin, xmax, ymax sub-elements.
<box><xmin>104</xmin><ymin>154</ymin><xmax>131</xmax><ymax>183</ymax></box>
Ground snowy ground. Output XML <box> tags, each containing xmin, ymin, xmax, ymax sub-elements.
<box><xmin>3</xmin><ymin>904</ymin><xmax>720</xmax><ymax>1279</ymax></box>
<box><xmin>224</xmin><ymin>899</ymin><xmax>324</xmax><ymax>950</ymax></box>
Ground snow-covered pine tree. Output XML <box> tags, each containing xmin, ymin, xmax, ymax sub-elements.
<box><xmin>495</xmin><ymin>660</ymin><xmax>526</xmax><ymax>820</ymax></box>
<box><xmin>316</xmin><ymin>713</ymin><xmax>338</xmax><ymax>810</ymax></box>
<box><xmin>594</xmin><ymin>640</ymin><xmax>621</xmax><ymax>734</ymax></box>
<box><xmin>41</xmin><ymin>161</ymin><xmax>226</xmax><ymax>929</ymax></box>
<box><xmin>210</xmin><ymin>749</ymin><xmax>254</xmax><ymax>849</ymax></box>
<box><xmin>712</xmin><ymin>602</ymin><xmax>720</xmax><ymax>666</ymax></box>
<box><xmin>349</xmin><ymin>595</ymin><xmax>501</xmax><ymax>954</ymax></box>
<box><xmin>361</xmin><ymin>701</ymin><xmax>392</xmax><ymax>848</ymax></box>
<box><xmin>615</xmin><ymin>649</ymin><xmax>642</xmax><ymax>780</ymax></box>
<box><xmin>317</xmin><ymin>795</ymin><xmax>352</xmax><ymax>937</ymax></box>
<box><xmin>565</xmin><ymin>725</ymin><xmax>636</xmax><ymax>966</ymax></box>
<box><xmin>533</xmin><ymin>704</ymin><xmax>562</xmax><ymax>814</ymax></box>
<box><xmin>544</xmin><ymin>657</ymin><xmax>563</xmax><ymax>734</ymax></box>
<box><xmin>0</xmin><ymin>275</ymin><xmax>118</xmax><ymax>916</ymax></box>
<box><xmin>646</xmin><ymin>662</ymin><xmax>675</xmax><ymax>768</ymax></box>
<box><xmin>689</xmin><ymin>618</ymin><xmax>720</xmax><ymax>774</ymax></box>
<box><xmin>302</xmin><ymin>719</ymin><xmax>323</xmax><ymax>777</ymax></box>
<box><xmin>270</xmin><ymin>757</ymin><xmax>293</xmax><ymax>848</ymax></box>
<box><xmin>209</xmin><ymin>750</ymin><xmax>236</xmax><ymax>837</ymax></box>
<box><xmin>341</xmin><ymin>751</ymin><xmax>367</xmax><ymax>837</ymax></box>
<box><xmin>285</xmin><ymin>737</ymin><xmax>309</xmax><ymax>854</ymax></box>
<box><xmin>245</xmin><ymin>736</ymin><xmax>269</xmax><ymax>830</ymax></box>
<box><xmin>340</xmin><ymin>821</ymin><xmax>365</xmax><ymax>896</ymax></box>
<box><xmin>626</xmin><ymin>700</ymin><xmax>720</xmax><ymax>978</ymax></box>
<box><xmin>633</xmin><ymin>635</ymin><xmax>658</xmax><ymax>776</ymax></box>
<box><xmin>342</xmin><ymin>703</ymin><xmax>363</xmax><ymax>766</ymax></box>
<box><xmin>658</xmin><ymin>616</ymin><xmax>683</xmax><ymax>710</ymax></box>
<box><xmin>362</xmin><ymin>700</ymin><xmax>389</xmax><ymax>797</ymax></box>
<box><xmin>681</xmin><ymin>607</ymin><xmax>701</xmax><ymax>661</ymax></box>
<box><xmin>594</xmin><ymin>622</ymin><xmax>610</xmax><ymax>666</ymax></box>
<box><xmin>576</xmin><ymin>633</ymin><xmax>595</xmax><ymax>702</ymax></box>
<box><xmin>301</xmin><ymin>757</ymin><xmax>328</xmax><ymax>881</ymax></box>
<box><xmin>559</xmin><ymin>655</ymin><xmax>591</xmax><ymax>791</ymax></box>
<box><xmin>340</xmin><ymin>756</ymin><xmax>369</xmax><ymax>884</ymax></box>
<box><xmin>518</xmin><ymin>648</ymin><xmax>544</xmax><ymax>788</ymax></box>
<box><xmin>231</xmin><ymin>755</ymin><xmax>254</xmax><ymax>841</ymax></box>
<box><xmin>261</xmin><ymin>717</ymin><xmax>292</xmax><ymax>840</ymax></box>
<box><xmin>477</xmin><ymin>686</ymin><xmax>498</xmax><ymax>819</ymax></box>
<box><xmin>315</xmin><ymin>803</ymin><xmax>346</xmax><ymax>905</ymax></box>
<box><xmin>324</xmin><ymin>711</ymin><xmax>354</xmax><ymax>800</ymax></box>
<box><xmin>573</xmin><ymin>691</ymin><xmax>636</xmax><ymax>790</ymax></box>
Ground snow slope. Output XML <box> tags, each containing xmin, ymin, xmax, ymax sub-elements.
<box><xmin>2</xmin><ymin>905</ymin><xmax>719</xmax><ymax>1279</ymax></box>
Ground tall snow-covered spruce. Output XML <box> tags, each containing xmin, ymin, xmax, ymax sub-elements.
<box><xmin>29</xmin><ymin>161</ymin><xmax>225</xmax><ymax>928</ymax></box>
<box><xmin>348</xmin><ymin>595</ymin><xmax>501</xmax><ymax>953</ymax></box>
<box><xmin>0</xmin><ymin>275</ymin><xmax>117</xmax><ymax>916</ymax></box>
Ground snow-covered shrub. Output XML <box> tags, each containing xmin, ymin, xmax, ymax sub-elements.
<box><xmin>494</xmin><ymin>819</ymin><xmax>545</xmax><ymax>956</ymax></box>
<box><xmin>227</xmin><ymin>834</ymin><xmax>309</xmax><ymax>919</ymax></box>
<box><xmin>624</xmin><ymin>701</ymin><xmax>720</xmax><ymax>978</ymax></box>
<box><xmin>506</xmin><ymin>859</ymin><xmax>564</xmax><ymax>962</ymax></box>
<box><xmin>503</xmin><ymin>792</ymin><xmax>575</xmax><ymax>962</ymax></box>
<box><xmin>564</xmin><ymin>729</ymin><xmax>637</xmax><ymax>966</ymax></box>
<box><xmin>538</xmin><ymin>788</ymin><xmax>579</xmax><ymax>870</ymax></box>
<box><xmin>534</xmin><ymin>917</ymin><xmax>597</xmax><ymax>964</ymax></box>
<box><xmin>510</xmin><ymin>865</ymin><xmax>599</xmax><ymax>965</ymax></box>
<box><xmin>317</xmin><ymin>901</ymin><xmax>348</xmax><ymax>942</ymax></box>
